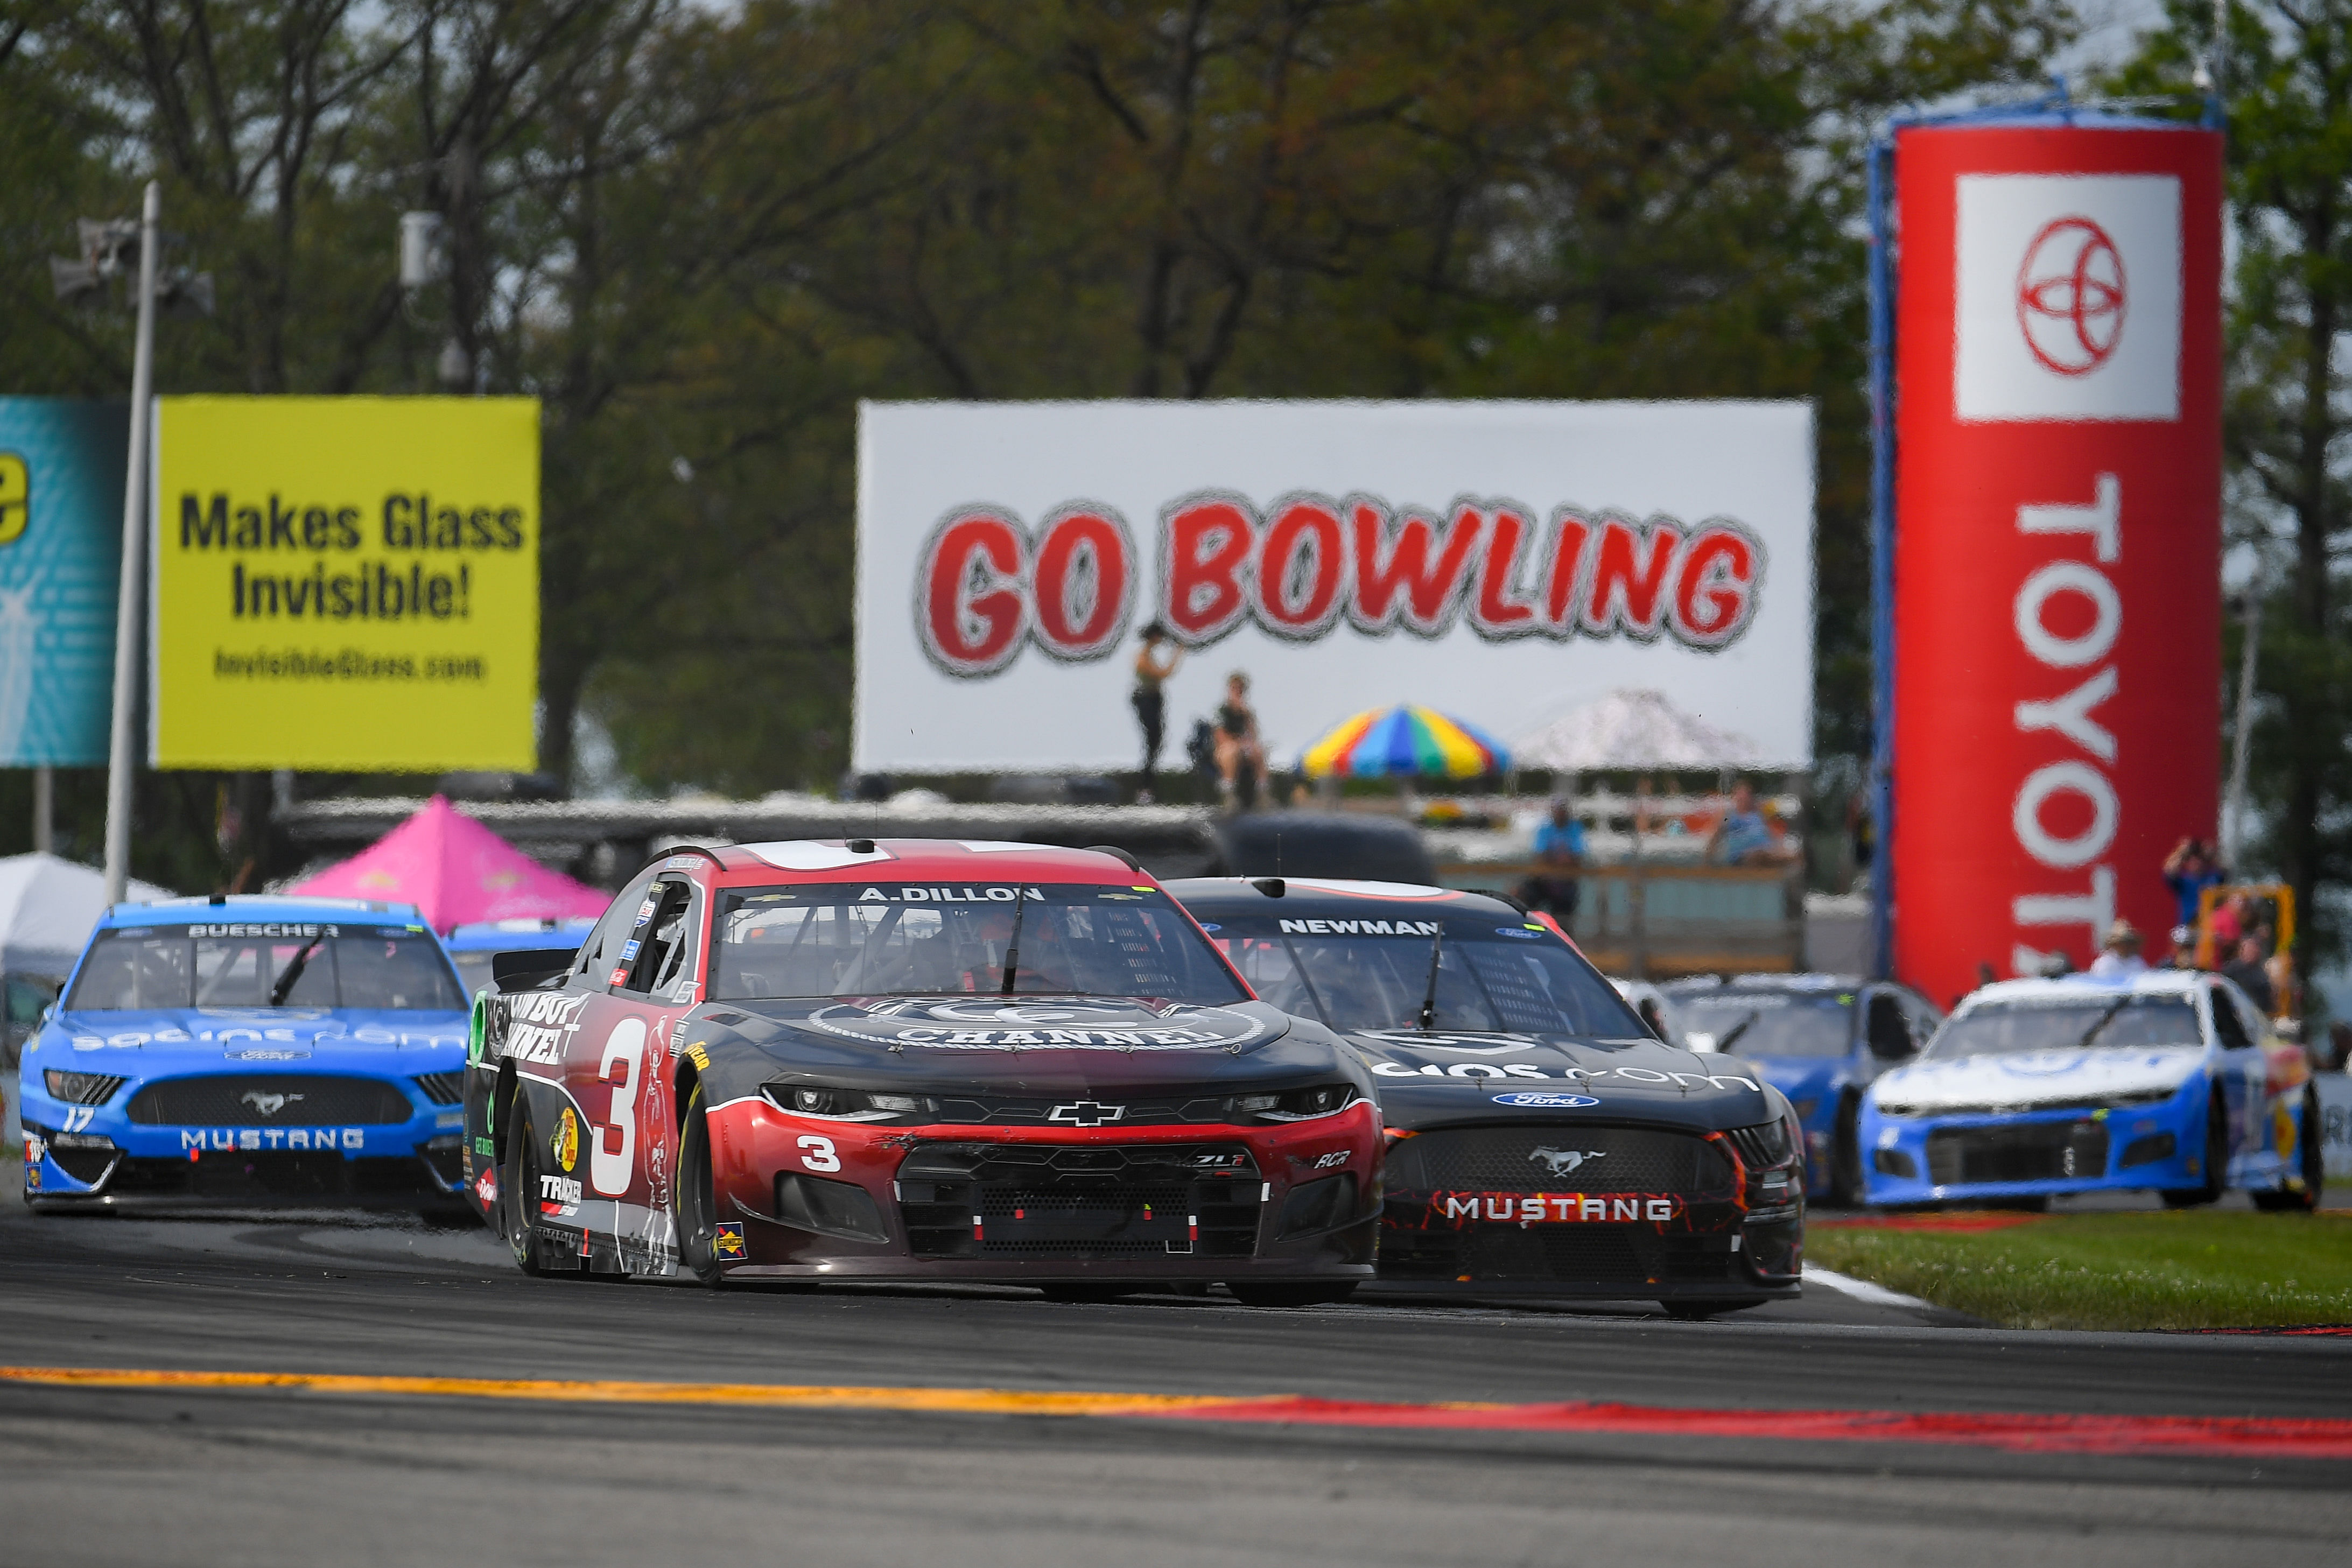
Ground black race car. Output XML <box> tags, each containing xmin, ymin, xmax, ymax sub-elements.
<box><xmin>1168</xmin><ymin>877</ymin><xmax>1805</xmax><ymax>1315</ymax></box>
<box><xmin>463</xmin><ymin>841</ymin><xmax>1381</xmax><ymax>1304</ymax></box>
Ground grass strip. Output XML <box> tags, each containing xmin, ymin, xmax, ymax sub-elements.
<box><xmin>1806</xmin><ymin>1211</ymin><xmax>2352</xmax><ymax>1331</ymax></box>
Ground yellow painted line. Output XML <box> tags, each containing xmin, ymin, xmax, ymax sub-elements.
<box><xmin>0</xmin><ymin>1365</ymin><xmax>1280</xmax><ymax>1417</ymax></box>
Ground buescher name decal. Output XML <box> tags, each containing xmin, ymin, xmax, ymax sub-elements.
<box><xmin>915</xmin><ymin>490</ymin><xmax>1766</xmax><ymax>677</ymax></box>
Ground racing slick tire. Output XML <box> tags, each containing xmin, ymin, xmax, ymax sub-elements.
<box><xmin>2161</xmin><ymin>1089</ymin><xmax>2229</xmax><ymax>1209</ymax></box>
<box><xmin>1828</xmin><ymin>1094</ymin><xmax>1864</xmax><ymax>1208</ymax></box>
<box><xmin>1226</xmin><ymin>1281</ymin><xmax>1356</xmax><ymax>1308</ymax></box>
<box><xmin>500</xmin><ymin>1093</ymin><xmax>560</xmax><ymax>1277</ymax></box>
<box><xmin>676</xmin><ymin>1085</ymin><xmax>730</xmax><ymax>1289</ymax></box>
<box><xmin>1660</xmin><ymin>1298</ymin><xmax>1771</xmax><ymax>1320</ymax></box>
<box><xmin>2251</xmin><ymin>1087</ymin><xmax>2325</xmax><ymax>1213</ymax></box>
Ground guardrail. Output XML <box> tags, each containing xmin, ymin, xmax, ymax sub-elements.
<box><xmin>1431</xmin><ymin>859</ymin><xmax>1805</xmax><ymax>979</ymax></box>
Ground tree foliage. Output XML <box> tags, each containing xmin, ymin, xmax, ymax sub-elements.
<box><xmin>0</xmin><ymin>1</ymin><xmax>2076</xmax><ymax>885</ymax></box>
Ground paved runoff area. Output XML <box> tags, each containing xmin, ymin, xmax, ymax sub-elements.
<box><xmin>0</xmin><ymin>1192</ymin><xmax>2346</xmax><ymax>1566</ymax></box>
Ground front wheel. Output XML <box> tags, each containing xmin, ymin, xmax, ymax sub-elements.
<box><xmin>1227</xmin><ymin>1281</ymin><xmax>1356</xmax><ymax>1308</ymax></box>
<box><xmin>675</xmin><ymin>1085</ymin><xmax>729</xmax><ymax>1288</ymax></box>
<box><xmin>1828</xmin><ymin>1096</ymin><xmax>1864</xmax><ymax>1208</ymax></box>
<box><xmin>2161</xmin><ymin>1090</ymin><xmax>2228</xmax><ymax>1209</ymax></box>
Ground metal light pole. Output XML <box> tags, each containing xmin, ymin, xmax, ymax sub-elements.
<box><xmin>101</xmin><ymin>182</ymin><xmax>161</xmax><ymax>908</ymax></box>
<box><xmin>2221</xmin><ymin>576</ymin><xmax>2262</xmax><ymax>871</ymax></box>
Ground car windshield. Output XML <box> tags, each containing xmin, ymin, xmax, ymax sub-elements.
<box><xmin>1928</xmin><ymin>994</ymin><xmax>2203</xmax><ymax>1058</ymax></box>
<box><xmin>1672</xmin><ymin>992</ymin><xmax>1852</xmax><ymax>1058</ymax></box>
<box><xmin>1202</xmin><ymin>916</ymin><xmax>1643</xmax><ymax>1036</ymax></box>
<box><xmin>65</xmin><ymin>923</ymin><xmax>466</xmax><ymax>1012</ymax></box>
<box><xmin>709</xmin><ymin>883</ymin><xmax>1248</xmax><ymax>1004</ymax></box>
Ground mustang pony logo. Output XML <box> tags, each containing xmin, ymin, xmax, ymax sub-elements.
<box><xmin>1528</xmin><ymin>1147</ymin><xmax>1604</xmax><ymax>1175</ymax></box>
<box><xmin>551</xmin><ymin>1108</ymin><xmax>580</xmax><ymax>1172</ymax></box>
<box><xmin>240</xmin><ymin>1090</ymin><xmax>304</xmax><ymax>1117</ymax></box>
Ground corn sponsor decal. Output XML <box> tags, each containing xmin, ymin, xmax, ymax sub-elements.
<box><xmin>150</xmin><ymin>396</ymin><xmax>538</xmax><ymax>769</ymax></box>
<box><xmin>551</xmin><ymin>1107</ymin><xmax>580</xmax><ymax>1172</ymax></box>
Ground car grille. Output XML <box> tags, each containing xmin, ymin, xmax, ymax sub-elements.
<box><xmin>412</xmin><ymin>1072</ymin><xmax>465</xmax><ymax>1106</ymax></box>
<box><xmin>100</xmin><ymin>1153</ymin><xmax>447</xmax><ymax>1199</ymax></box>
<box><xmin>1383</xmin><ymin>1125</ymin><xmax>1734</xmax><ymax>1194</ymax></box>
<box><xmin>1926</xmin><ymin>1121</ymin><xmax>2109</xmax><ymax>1185</ymax></box>
<box><xmin>896</xmin><ymin>1142</ymin><xmax>1262</xmax><ymax>1260</ymax></box>
<box><xmin>924</xmin><ymin>1093</ymin><xmax>1239</xmax><ymax>1127</ymax></box>
<box><xmin>125</xmin><ymin>1075</ymin><xmax>416</xmax><ymax>1126</ymax></box>
<box><xmin>1380</xmin><ymin>1224</ymin><xmax>1740</xmax><ymax>1287</ymax></box>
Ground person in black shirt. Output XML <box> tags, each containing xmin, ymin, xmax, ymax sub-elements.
<box><xmin>1130</xmin><ymin>623</ymin><xmax>1180</xmax><ymax>800</ymax></box>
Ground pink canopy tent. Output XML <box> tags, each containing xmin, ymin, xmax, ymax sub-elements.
<box><xmin>287</xmin><ymin>795</ymin><xmax>609</xmax><ymax>933</ymax></box>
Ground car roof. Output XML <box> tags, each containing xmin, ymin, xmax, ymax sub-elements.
<box><xmin>691</xmin><ymin>838</ymin><xmax>1147</xmax><ymax>885</ymax></box>
<box><xmin>1957</xmin><ymin>972</ymin><xmax>2209</xmax><ymax>1009</ymax></box>
<box><xmin>103</xmin><ymin>894</ymin><xmax>429</xmax><ymax>929</ymax></box>
<box><xmin>445</xmin><ymin>916</ymin><xmax>597</xmax><ymax>950</ymax></box>
<box><xmin>1165</xmin><ymin>876</ymin><xmax>1520</xmax><ymax>923</ymax></box>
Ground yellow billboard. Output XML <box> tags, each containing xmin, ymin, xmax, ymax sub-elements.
<box><xmin>151</xmin><ymin>396</ymin><xmax>539</xmax><ymax>770</ymax></box>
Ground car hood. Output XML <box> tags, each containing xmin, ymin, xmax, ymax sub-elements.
<box><xmin>1342</xmin><ymin>1027</ymin><xmax>1777</xmax><ymax>1134</ymax></box>
<box><xmin>37</xmin><ymin>1007</ymin><xmax>469</xmax><ymax>1065</ymax></box>
<box><xmin>1869</xmin><ymin>1046</ymin><xmax>2205</xmax><ymax>1113</ymax></box>
<box><xmin>687</xmin><ymin>995</ymin><xmax>1355</xmax><ymax>1098</ymax></box>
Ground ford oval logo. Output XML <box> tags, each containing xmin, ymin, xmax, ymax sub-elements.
<box><xmin>1491</xmin><ymin>1092</ymin><xmax>1600</xmax><ymax>1108</ymax></box>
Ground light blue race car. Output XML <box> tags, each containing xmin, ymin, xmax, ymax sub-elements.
<box><xmin>19</xmin><ymin>894</ymin><xmax>473</xmax><ymax>1213</ymax></box>
<box><xmin>1860</xmin><ymin>972</ymin><xmax>2326</xmax><ymax>1211</ymax></box>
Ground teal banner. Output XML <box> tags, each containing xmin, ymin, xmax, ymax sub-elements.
<box><xmin>0</xmin><ymin>399</ymin><xmax>127</xmax><ymax>766</ymax></box>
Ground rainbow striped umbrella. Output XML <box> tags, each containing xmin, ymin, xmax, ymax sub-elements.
<box><xmin>1299</xmin><ymin>705</ymin><xmax>1511</xmax><ymax>781</ymax></box>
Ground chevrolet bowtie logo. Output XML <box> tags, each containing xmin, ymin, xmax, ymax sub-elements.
<box><xmin>1047</xmin><ymin>1101</ymin><xmax>1127</xmax><ymax>1128</ymax></box>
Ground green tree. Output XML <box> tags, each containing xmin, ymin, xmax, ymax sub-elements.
<box><xmin>2112</xmin><ymin>1</ymin><xmax>2352</xmax><ymax>976</ymax></box>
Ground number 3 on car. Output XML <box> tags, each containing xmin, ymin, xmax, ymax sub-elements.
<box><xmin>592</xmin><ymin>1018</ymin><xmax>645</xmax><ymax>1196</ymax></box>
<box><xmin>797</xmin><ymin>1135</ymin><xmax>839</xmax><ymax>1171</ymax></box>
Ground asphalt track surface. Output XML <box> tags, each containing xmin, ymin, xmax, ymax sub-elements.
<box><xmin>1</xmin><ymin>1193</ymin><xmax>2346</xmax><ymax>1567</ymax></box>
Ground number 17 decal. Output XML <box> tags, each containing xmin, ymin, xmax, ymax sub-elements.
<box><xmin>591</xmin><ymin>1017</ymin><xmax>647</xmax><ymax>1196</ymax></box>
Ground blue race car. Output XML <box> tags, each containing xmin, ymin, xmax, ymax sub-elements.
<box><xmin>444</xmin><ymin>917</ymin><xmax>595</xmax><ymax>999</ymax></box>
<box><xmin>19</xmin><ymin>895</ymin><xmax>473</xmax><ymax>1212</ymax></box>
<box><xmin>1861</xmin><ymin>972</ymin><xmax>2326</xmax><ymax>1211</ymax></box>
<box><xmin>1660</xmin><ymin>974</ymin><xmax>1943</xmax><ymax>1205</ymax></box>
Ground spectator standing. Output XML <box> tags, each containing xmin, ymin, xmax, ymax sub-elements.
<box><xmin>1130</xmin><ymin>624</ymin><xmax>1181</xmax><ymax>801</ymax></box>
<box><xmin>1518</xmin><ymin>798</ymin><xmax>1586</xmax><ymax>923</ymax></box>
<box><xmin>2087</xmin><ymin>919</ymin><xmax>2147</xmax><ymax>980</ymax></box>
<box><xmin>2223</xmin><ymin>936</ymin><xmax>2276</xmax><ymax>1016</ymax></box>
<box><xmin>2161</xmin><ymin>838</ymin><xmax>2225</xmax><ymax>932</ymax></box>
<box><xmin>1708</xmin><ymin>781</ymin><xmax>1785</xmax><ymax>866</ymax></box>
<box><xmin>2163</xmin><ymin>926</ymin><xmax>2200</xmax><ymax>969</ymax></box>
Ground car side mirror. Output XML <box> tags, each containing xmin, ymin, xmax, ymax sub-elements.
<box><xmin>1866</xmin><ymin>998</ymin><xmax>1913</xmax><ymax>1059</ymax></box>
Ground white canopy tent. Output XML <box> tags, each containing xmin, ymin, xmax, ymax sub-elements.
<box><xmin>1</xmin><ymin>853</ymin><xmax>173</xmax><ymax>980</ymax></box>
<box><xmin>1512</xmin><ymin>687</ymin><xmax>1767</xmax><ymax>774</ymax></box>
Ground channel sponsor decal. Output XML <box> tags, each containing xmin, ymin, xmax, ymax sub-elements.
<box><xmin>801</xmin><ymin>999</ymin><xmax>1268</xmax><ymax>1052</ymax></box>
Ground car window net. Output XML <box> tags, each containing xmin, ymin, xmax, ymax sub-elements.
<box><xmin>1929</xmin><ymin>995</ymin><xmax>2203</xmax><ymax>1058</ymax></box>
<box><xmin>1673</xmin><ymin>993</ymin><xmax>1852</xmax><ymax>1058</ymax></box>
<box><xmin>710</xmin><ymin>885</ymin><xmax>1247</xmax><ymax>1004</ymax></box>
<box><xmin>66</xmin><ymin>929</ymin><xmax>465</xmax><ymax>1012</ymax></box>
<box><xmin>1211</xmin><ymin>924</ymin><xmax>1643</xmax><ymax>1036</ymax></box>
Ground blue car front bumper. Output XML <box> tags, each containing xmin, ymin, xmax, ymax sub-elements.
<box><xmin>1859</xmin><ymin>1080</ymin><xmax>2207</xmax><ymax>1204</ymax></box>
<box><xmin>20</xmin><ymin>1077</ymin><xmax>469</xmax><ymax>1208</ymax></box>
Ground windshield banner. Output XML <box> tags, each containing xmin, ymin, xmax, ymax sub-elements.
<box><xmin>148</xmin><ymin>396</ymin><xmax>539</xmax><ymax>770</ymax></box>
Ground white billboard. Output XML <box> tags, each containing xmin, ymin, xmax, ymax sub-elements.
<box><xmin>855</xmin><ymin>400</ymin><xmax>1814</xmax><ymax>774</ymax></box>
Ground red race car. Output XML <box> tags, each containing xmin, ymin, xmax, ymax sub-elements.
<box><xmin>461</xmin><ymin>840</ymin><xmax>1379</xmax><ymax>1305</ymax></box>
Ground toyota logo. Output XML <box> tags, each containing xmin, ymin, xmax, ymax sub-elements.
<box><xmin>2016</xmin><ymin>216</ymin><xmax>2125</xmax><ymax>376</ymax></box>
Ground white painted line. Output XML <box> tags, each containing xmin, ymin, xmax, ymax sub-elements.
<box><xmin>1803</xmin><ymin>1264</ymin><xmax>1939</xmax><ymax>1313</ymax></box>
